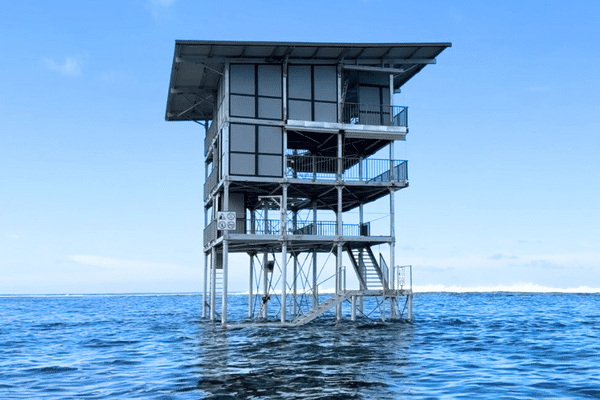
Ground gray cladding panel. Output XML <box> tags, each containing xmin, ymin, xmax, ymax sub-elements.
<box><xmin>230</xmin><ymin>64</ymin><xmax>255</xmax><ymax>94</ymax></box>
<box><xmin>230</xmin><ymin>153</ymin><xmax>255</xmax><ymax>175</ymax></box>
<box><xmin>258</xmin><ymin>154</ymin><xmax>282</xmax><ymax>177</ymax></box>
<box><xmin>230</xmin><ymin>123</ymin><xmax>255</xmax><ymax>152</ymax></box>
<box><xmin>313</xmin><ymin>66</ymin><xmax>337</xmax><ymax>101</ymax></box>
<box><xmin>288</xmin><ymin>100</ymin><xmax>312</xmax><ymax>121</ymax></box>
<box><xmin>258</xmin><ymin>97</ymin><xmax>282</xmax><ymax>120</ymax></box>
<box><xmin>314</xmin><ymin>102</ymin><xmax>337</xmax><ymax>123</ymax></box>
<box><xmin>258</xmin><ymin>65</ymin><xmax>282</xmax><ymax>97</ymax></box>
<box><xmin>230</xmin><ymin>95</ymin><xmax>255</xmax><ymax>118</ymax></box>
<box><xmin>288</xmin><ymin>66</ymin><xmax>312</xmax><ymax>99</ymax></box>
<box><xmin>258</xmin><ymin>125</ymin><xmax>282</xmax><ymax>154</ymax></box>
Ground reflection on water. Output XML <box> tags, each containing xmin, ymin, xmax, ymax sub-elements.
<box><xmin>1</xmin><ymin>293</ymin><xmax>599</xmax><ymax>399</ymax></box>
<box><xmin>196</xmin><ymin>319</ymin><xmax>415</xmax><ymax>399</ymax></box>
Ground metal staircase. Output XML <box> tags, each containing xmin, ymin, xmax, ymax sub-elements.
<box><xmin>291</xmin><ymin>293</ymin><xmax>349</xmax><ymax>326</ymax></box>
<box><xmin>346</xmin><ymin>246</ymin><xmax>388</xmax><ymax>290</ymax></box>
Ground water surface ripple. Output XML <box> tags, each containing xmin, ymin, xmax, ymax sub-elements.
<box><xmin>1</xmin><ymin>293</ymin><xmax>599</xmax><ymax>399</ymax></box>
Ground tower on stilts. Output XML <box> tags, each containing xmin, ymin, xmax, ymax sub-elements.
<box><xmin>165</xmin><ymin>41</ymin><xmax>450</xmax><ymax>325</ymax></box>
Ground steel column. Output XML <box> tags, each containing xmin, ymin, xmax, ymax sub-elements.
<box><xmin>210</xmin><ymin>246</ymin><xmax>216</xmax><ymax>321</ymax></box>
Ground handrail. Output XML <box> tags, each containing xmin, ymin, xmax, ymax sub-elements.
<box><xmin>286</xmin><ymin>155</ymin><xmax>408</xmax><ymax>183</ymax></box>
<box><xmin>341</xmin><ymin>103</ymin><xmax>407</xmax><ymax>128</ymax></box>
<box><xmin>204</xmin><ymin>168</ymin><xmax>219</xmax><ymax>201</ymax></box>
<box><xmin>204</xmin><ymin>121</ymin><xmax>218</xmax><ymax>156</ymax></box>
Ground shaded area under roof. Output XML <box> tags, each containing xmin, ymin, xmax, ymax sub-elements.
<box><xmin>166</xmin><ymin>40</ymin><xmax>451</xmax><ymax>121</ymax></box>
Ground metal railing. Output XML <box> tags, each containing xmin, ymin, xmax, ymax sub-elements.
<box><xmin>394</xmin><ymin>265</ymin><xmax>412</xmax><ymax>291</ymax></box>
<box><xmin>286</xmin><ymin>155</ymin><xmax>408</xmax><ymax>183</ymax></box>
<box><xmin>204</xmin><ymin>220</ymin><xmax>217</xmax><ymax>246</ymax></box>
<box><xmin>244</xmin><ymin>219</ymin><xmax>363</xmax><ymax>236</ymax></box>
<box><xmin>379</xmin><ymin>254</ymin><xmax>389</xmax><ymax>289</ymax></box>
<box><xmin>204</xmin><ymin>168</ymin><xmax>219</xmax><ymax>201</ymax></box>
<box><xmin>204</xmin><ymin>121</ymin><xmax>218</xmax><ymax>156</ymax></box>
<box><xmin>341</xmin><ymin>103</ymin><xmax>408</xmax><ymax>128</ymax></box>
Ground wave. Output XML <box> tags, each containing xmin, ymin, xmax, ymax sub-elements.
<box><xmin>412</xmin><ymin>283</ymin><xmax>600</xmax><ymax>293</ymax></box>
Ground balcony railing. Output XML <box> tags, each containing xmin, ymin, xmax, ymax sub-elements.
<box><xmin>204</xmin><ymin>168</ymin><xmax>219</xmax><ymax>201</ymax></box>
<box><xmin>246</xmin><ymin>219</ymin><xmax>364</xmax><ymax>236</ymax></box>
<box><xmin>341</xmin><ymin>103</ymin><xmax>407</xmax><ymax>128</ymax></box>
<box><xmin>286</xmin><ymin>155</ymin><xmax>408</xmax><ymax>183</ymax></box>
<box><xmin>204</xmin><ymin>120</ymin><xmax>218</xmax><ymax>156</ymax></box>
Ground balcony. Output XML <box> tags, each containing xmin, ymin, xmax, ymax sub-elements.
<box><xmin>204</xmin><ymin>218</ymin><xmax>371</xmax><ymax>245</ymax></box>
<box><xmin>341</xmin><ymin>103</ymin><xmax>407</xmax><ymax>128</ymax></box>
<box><xmin>286</xmin><ymin>155</ymin><xmax>407</xmax><ymax>183</ymax></box>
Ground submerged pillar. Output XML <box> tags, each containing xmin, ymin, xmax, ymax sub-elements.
<box><xmin>262</xmin><ymin>251</ymin><xmax>269</xmax><ymax>318</ymax></box>
<box><xmin>202</xmin><ymin>251</ymin><xmax>208</xmax><ymax>319</ymax></box>
<box><xmin>210</xmin><ymin>247</ymin><xmax>216</xmax><ymax>321</ymax></box>
<box><xmin>248</xmin><ymin>253</ymin><xmax>254</xmax><ymax>318</ymax></box>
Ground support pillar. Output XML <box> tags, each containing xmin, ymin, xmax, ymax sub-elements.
<box><xmin>210</xmin><ymin>246</ymin><xmax>216</xmax><ymax>321</ymax></box>
<box><xmin>312</xmin><ymin>202</ymin><xmax>318</xmax><ymax>306</ymax></box>
<box><xmin>262</xmin><ymin>251</ymin><xmax>269</xmax><ymax>319</ymax></box>
<box><xmin>248</xmin><ymin>253</ymin><xmax>254</xmax><ymax>318</ymax></box>
<box><xmin>281</xmin><ymin>184</ymin><xmax>288</xmax><ymax>323</ymax></box>
<box><xmin>202</xmin><ymin>251</ymin><xmax>208</xmax><ymax>319</ymax></box>
<box><xmin>221</xmin><ymin>182</ymin><xmax>229</xmax><ymax>326</ymax></box>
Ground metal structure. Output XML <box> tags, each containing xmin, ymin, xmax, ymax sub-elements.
<box><xmin>165</xmin><ymin>41</ymin><xmax>450</xmax><ymax>325</ymax></box>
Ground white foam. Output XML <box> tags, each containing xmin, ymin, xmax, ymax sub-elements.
<box><xmin>412</xmin><ymin>283</ymin><xmax>600</xmax><ymax>293</ymax></box>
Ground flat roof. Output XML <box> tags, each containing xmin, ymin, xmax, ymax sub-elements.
<box><xmin>166</xmin><ymin>40</ymin><xmax>451</xmax><ymax>121</ymax></box>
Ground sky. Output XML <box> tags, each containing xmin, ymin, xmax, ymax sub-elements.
<box><xmin>1</xmin><ymin>0</ymin><xmax>599</xmax><ymax>294</ymax></box>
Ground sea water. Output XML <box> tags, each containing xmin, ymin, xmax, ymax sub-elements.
<box><xmin>1</xmin><ymin>293</ymin><xmax>599</xmax><ymax>399</ymax></box>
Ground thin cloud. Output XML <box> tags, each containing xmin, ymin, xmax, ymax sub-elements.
<box><xmin>99</xmin><ymin>70</ymin><xmax>134</xmax><ymax>84</ymax></box>
<box><xmin>148</xmin><ymin>0</ymin><xmax>176</xmax><ymax>19</ymax></box>
<box><xmin>489</xmin><ymin>253</ymin><xmax>519</xmax><ymax>260</ymax></box>
<box><xmin>43</xmin><ymin>56</ymin><xmax>83</xmax><ymax>76</ymax></box>
<box><xmin>68</xmin><ymin>254</ymin><xmax>192</xmax><ymax>274</ymax></box>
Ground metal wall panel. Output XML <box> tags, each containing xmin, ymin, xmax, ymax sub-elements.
<box><xmin>288</xmin><ymin>99</ymin><xmax>312</xmax><ymax>121</ymax></box>
<box><xmin>258</xmin><ymin>97</ymin><xmax>282</xmax><ymax>120</ymax></box>
<box><xmin>313</xmin><ymin>66</ymin><xmax>337</xmax><ymax>101</ymax></box>
<box><xmin>314</xmin><ymin>102</ymin><xmax>337</xmax><ymax>123</ymax></box>
<box><xmin>230</xmin><ymin>123</ymin><xmax>256</xmax><ymax>152</ymax></box>
<box><xmin>230</xmin><ymin>153</ymin><xmax>256</xmax><ymax>175</ymax></box>
<box><xmin>258</xmin><ymin>65</ymin><xmax>282</xmax><ymax>97</ymax></box>
<box><xmin>288</xmin><ymin>66</ymin><xmax>312</xmax><ymax>99</ymax></box>
<box><xmin>258</xmin><ymin>125</ymin><xmax>283</xmax><ymax>154</ymax></box>
<box><xmin>258</xmin><ymin>154</ymin><xmax>282</xmax><ymax>177</ymax></box>
<box><xmin>230</xmin><ymin>64</ymin><xmax>255</xmax><ymax>95</ymax></box>
<box><xmin>230</xmin><ymin>95</ymin><xmax>255</xmax><ymax>118</ymax></box>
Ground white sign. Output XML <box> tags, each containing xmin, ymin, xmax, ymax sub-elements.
<box><xmin>217</xmin><ymin>211</ymin><xmax>237</xmax><ymax>231</ymax></box>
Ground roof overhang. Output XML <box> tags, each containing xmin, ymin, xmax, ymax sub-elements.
<box><xmin>165</xmin><ymin>40</ymin><xmax>451</xmax><ymax>121</ymax></box>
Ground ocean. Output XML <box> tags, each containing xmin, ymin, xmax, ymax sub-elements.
<box><xmin>1</xmin><ymin>292</ymin><xmax>599</xmax><ymax>399</ymax></box>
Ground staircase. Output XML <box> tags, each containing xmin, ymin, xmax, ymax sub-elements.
<box><xmin>291</xmin><ymin>293</ymin><xmax>349</xmax><ymax>326</ymax></box>
<box><xmin>346</xmin><ymin>246</ymin><xmax>388</xmax><ymax>290</ymax></box>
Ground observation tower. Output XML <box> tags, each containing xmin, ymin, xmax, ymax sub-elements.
<box><xmin>165</xmin><ymin>41</ymin><xmax>450</xmax><ymax>325</ymax></box>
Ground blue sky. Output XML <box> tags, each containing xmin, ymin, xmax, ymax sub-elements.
<box><xmin>1</xmin><ymin>0</ymin><xmax>599</xmax><ymax>294</ymax></box>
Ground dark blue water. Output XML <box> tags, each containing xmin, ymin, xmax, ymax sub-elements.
<box><xmin>1</xmin><ymin>293</ymin><xmax>599</xmax><ymax>399</ymax></box>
